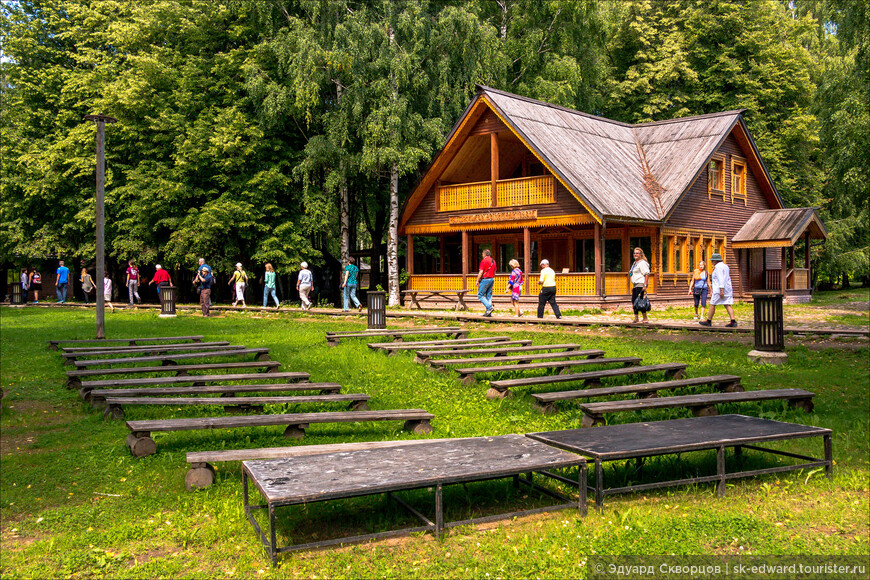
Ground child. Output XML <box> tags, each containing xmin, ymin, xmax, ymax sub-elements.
<box><xmin>103</xmin><ymin>272</ymin><xmax>115</xmax><ymax>312</ymax></box>
<box><xmin>505</xmin><ymin>259</ymin><xmax>524</xmax><ymax>317</ymax></box>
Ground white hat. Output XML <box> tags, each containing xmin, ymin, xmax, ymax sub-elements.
<box><xmin>300</xmin><ymin>261</ymin><xmax>308</xmax><ymax>268</ymax></box>
<box><xmin>540</xmin><ymin>259</ymin><xmax>549</xmax><ymax>266</ymax></box>
<box><xmin>235</xmin><ymin>262</ymin><xmax>242</xmax><ymax>268</ymax></box>
<box><xmin>155</xmin><ymin>264</ymin><xmax>162</xmax><ymax>269</ymax></box>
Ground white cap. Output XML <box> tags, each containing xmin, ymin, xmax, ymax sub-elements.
<box><xmin>300</xmin><ymin>261</ymin><xmax>308</xmax><ymax>268</ymax></box>
<box><xmin>540</xmin><ymin>259</ymin><xmax>549</xmax><ymax>266</ymax></box>
<box><xmin>155</xmin><ymin>264</ymin><xmax>162</xmax><ymax>269</ymax></box>
<box><xmin>235</xmin><ymin>262</ymin><xmax>242</xmax><ymax>268</ymax></box>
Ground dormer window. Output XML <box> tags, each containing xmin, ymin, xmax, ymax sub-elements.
<box><xmin>708</xmin><ymin>155</ymin><xmax>725</xmax><ymax>199</ymax></box>
<box><xmin>731</xmin><ymin>157</ymin><xmax>747</xmax><ymax>205</ymax></box>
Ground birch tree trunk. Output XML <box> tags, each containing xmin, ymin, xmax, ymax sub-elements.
<box><xmin>337</xmin><ymin>82</ymin><xmax>350</xmax><ymax>266</ymax></box>
<box><xmin>387</xmin><ymin>162</ymin><xmax>400</xmax><ymax>306</ymax></box>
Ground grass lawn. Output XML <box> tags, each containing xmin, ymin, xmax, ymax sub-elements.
<box><xmin>1</xmin><ymin>305</ymin><xmax>867</xmax><ymax>578</ymax></box>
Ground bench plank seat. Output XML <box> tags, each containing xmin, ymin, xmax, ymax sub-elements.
<box><xmin>87</xmin><ymin>382</ymin><xmax>342</xmax><ymax>404</ymax></box>
<box><xmin>103</xmin><ymin>394</ymin><xmax>371</xmax><ymax>420</ymax></box>
<box><xmin>367</xmin><ymin>336</ymin><xmax>512</xmax><ymax>351</ymax></box>
<box><xmin>48</xmin><ymin>335</ymin><xmax>204</xmax><ymax>350</ymax></box>
<box><xmin>578</xmin><ymin>389</ymin><xmax>816</xmax><ymax>427</ymax></box>
<box><xmin>488</xmin><ymin>363</ymin><xmax>688</xmax><ymax>399</ymax></box>
<box><xmin>61</xmin><ymin>341</ymin><xmax>230</xmax><ymax>353</ymax></box>
<box><xmin>124</xmin><ymin>409</ymin><xmax>435</xmax><ymax>457</ymax></box>
<box><xmin>73</xmin><ymin>348</ymin><xmax>271</xmax><ymax>368</ymax></box>
<box><xmin>327</xmin><ymin>327</ymin><xmax>467</xmax><ymax>346</ymax></box>
<box><xmin>531</xmin><ymin>375</ymin><xmax>744</xmax><ymax>414</ymax></box>
<box><xmin>414</xmin><ymin>343</ymin><xmax>588</xmax><ymax>364</ymax></box>
<box><xmin>63</xmin><ymin>344</ymin><xmax>245</xmax><ymax>364</ymax></box>
<box><xmin>401</xmin><ymin>289</ymin><xmax>470</xmax><ymax>311</ymax></box>
<box><xmin>65</xmin><ymin>361</ymin><xmax>282</xmax><ymax>389</ymax></box>
<box><xmin>456</xmin><ymin>357</ymin><xmax>642</xmax><ymax>387</ymax></box>
<box><xmin>431</xmin><ymin>349</ymin><xmax>606</xmax><ymax>368</ymax></box>
<box><xmin>79</xmin><ymin>371</ymin><xmax>309</xmax><ymax>391</ymax></box>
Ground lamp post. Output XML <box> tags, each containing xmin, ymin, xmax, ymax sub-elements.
<box><xmin>84</xmin><ymin>114</ymin><xmax>117</xmax><ymax>339</ymax></box>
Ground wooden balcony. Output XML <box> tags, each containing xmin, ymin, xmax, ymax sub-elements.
<box><xmin>439</xmin><ymin>176</ymin><xmax>555</xmax><ymax>211</ymax></box>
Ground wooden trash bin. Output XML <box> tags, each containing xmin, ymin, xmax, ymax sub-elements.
<box><xmin>10</xmin><ymin>282</ymin><xmax>24</xmax><ymax>305</ymax></box>
<box><xmin>367</xmin><ymin>291</ymin><xmax>386</xmax><ymax>329</ymax></box>
<box><xmin>752</xmin><ymin>292</ymin><xmax>784</xmax><ymax>352</ymax></box>
<box><xmin>159</xmin><ymin>285</ymin><xmax>177</xmax><ymax>318</ymax></box>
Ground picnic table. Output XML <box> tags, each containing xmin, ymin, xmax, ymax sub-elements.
<box><xmin>241</xmin><ymin>434</ymin><xmax>586</xmax><ymax>563</ymax></box>
<box><xmin>401</xmin><ymin>289</ymin><xmax>470</xmax><ymax>311</ymax></box>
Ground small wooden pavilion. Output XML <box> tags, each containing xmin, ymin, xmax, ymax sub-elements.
<box><xmin>399</xmin><ymin>86</ymin><xmax>826</xmax><ymax>307</ymax></box>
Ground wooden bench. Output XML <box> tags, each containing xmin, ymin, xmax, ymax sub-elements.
<box><xmin>48</xmin><ymin>335</ymin><xmax>204</xmax><ymax>350</ymax></box>
<box><xmin>367</xmin><ymin>336</ymin><xmax>513</xmax><ymax>353</ymax></box>
<box><xmin>62</xmin><ymin>344</ymin><xmax>245</xmax><ymax>365</ymax></box>
<box><xmin>401</xmin><ymin>289</ymin><xmax>470</xmax><ymax>311</ymax></box>
<box><xmin>124</xmin><ymin>409</ymin><xmax>435</xmax><ymax>457</ymax></box>
<box><xmin>392</xmin><ymin>340</ymin><xmax>533</xmax><ymax>359</ymax></box>
<box><xmin>455</xmin><ymin>357</ymin><xmax>642</xmax><ymax>386</ymax></box>
<box><xmin>326</xmin><ymin>327</ymin><xmax>466</xmax><ymax>346</ymax></box>
<box><xmin>87</xmin><ymin>382</ymin><xmax>342</xmax><ymax>406</ymax></box>
<box><xmin>531</xmin><ymin>375</ymin><xmax>744</xmax><ymax>414</ymax></box>
<box><xmin>79</xmin><ymin>372</ymin><xmax>310</xmax><ymax>399</ymax></box>
<box><xmin>487</xmin><ymin>363</ymin><xmax>688</xmax><ymax>399</ymax></box>
<box><xmin>73</xmin><ymin>348</ymin><xmax>271</xmax><ymax>368</ymax></box>
<box><xmin>430</xmin><ymin>349</ymin><xmax>606</xmax><ymax>368</ymax></box>
<box><xmin>103</xmin><ymin>393</ymin><xmax>371</xmax><ymax>420</ymax></box>
<box><xmin>185</xmin><ymin>438</ymin><xmax>456</xmax><ymax>490</ymax></box>
<box><xmin>577</xmin><ymin>389</ymin><xmax>816</xmax><ymax>427</ymax></box>
<box><xmin>61</xmin><ymin>341</ymin><xmax>230</xmax><ymax>353</ymax></box>
<box><xmin>414</xmin><ymin>343</ymin><xmax>588</xmax><ymax>365</ymax></box>
<box><xmin>65</xmin><ymin>361</ymin><xmax>282</xmax><ymax>389</ymax></box>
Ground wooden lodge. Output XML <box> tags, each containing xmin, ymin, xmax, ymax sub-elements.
<box><xmin>398</xmin><ymin>86</ymin><xmax>827</xmax><ymax>308</ymax></box>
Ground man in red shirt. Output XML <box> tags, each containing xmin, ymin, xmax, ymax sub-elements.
<box><xmin>148</xmin><ymin>265</ymin><xmax>172</xmax><ymax>304</ymax></box>
<box><xmin>476</xmin><ymin>249</ymin><xmax>496</xmax><ymax>317</ymax></box>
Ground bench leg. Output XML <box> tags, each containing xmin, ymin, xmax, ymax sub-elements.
<box><xmin>637</xmin><ymin>391</ymin><xmax>658</xmax><ymax>399</ymax></box>
<box><xmin>64</xmin><ymin>358</ymin><xmax>75</xmax><ymax>366</ymax></box>
<box><xmin>185</xmin><ymin>462</ymin><xmax>216</xmax><ymax>491</ymax></box>
<box><xmin>716</xmin><ymin>446</ymin><xmax>727</xmax><ymax>497</ymax></box>
<box><xmin>691</xmin><ymin>405</ymin><xmax>718</xmax><ymax>417</ymax></box>
<box><xmin>326</xmin><ymin>338</ymin><xmax>339</xmax><ymax>347</ymax></box>
<box><xmin>459</xmin><ymin>373</ymin><xmax>476</xmax><ymax>386</ymax></box>
<box><xmin>255</xmin><ymin>353</ymin><xmax>271</xmax><ymax>361</ymax></box>
<box><xmin>584</xmin><ymin>379</ymin><xmax>602</xmax><ymax>389</ymax></box>
<box><xmin>404</xmin><ymin>419</ymin><xmax>433</xmax><ymax>435</ymax></box>
<box><xmin>667</xmin><ymin>368</ymin><xmax>687</xmax><ymax>380</ymax></box>
<box><xmin>284</xmin><ymin>424</ymin><xmax>307</xmax><ymax>440</ymax></box>
<box><xmin>349</xmin><ymin>400</ymin><xmax>370</xmax><ymax>411</ymax></box>
<box><xmin>788</xmin><ymin>398</ymin><xmax>814</xmax><ymax>413</ymax></box>
<box><xmin>320</xmin><ymin>387</ymin><xmax>341</xmax><ymax>395</ymax></box>
<box><xmin>66</xmin><ymin>378</ymin><xmax>80</xmax><ymax>390</ymax></box>
<box><xmin>486</xmin><ymin>388</ymin><xmax>511</xmax><ymax>400</ymax></box>
<box><xmin>533</xmin><ymin>402</ymin><xmax>558</xmax><ymax>415</ymax></box>
<box><xmin>104</xmin><ymin>405</ymin><xmax>125</xmax><ymax>420</ymax></box>
<box><xmin>265</xmin><ymin>366</ymin><xmax>280</xmax><ymax>374</ymax></box>
<box><xmin>127</xmin><ymin>432</ymin><xmax>157</xmax><ymax>458</ymax></box>
<box><xmin>558</xmin><ymin>366</ymin><xmax>571</xmax><ymax>375</ymax></box>
<box><xmin>581</xmin><ymin>413</ymin><xmax>604</xmax><ymax>428</ymax></box>
<box><xmin>224</xmin><ymin>404</ymin><xmax>264</xmax><ymax>414</ymax></box>
<box><xmin>161</xmin><ymin>359</ymin><xmax>177</xmax><ymax>366</ymax></box>
<box><xmin>721</xmin><ymin>380</ymin><xmax>744</xmax><ymax>393</ymax></box>
<box><xmin>413</xmin><ymin>356</ymin><xmax>429</xmax><ymax>365</ymax></box>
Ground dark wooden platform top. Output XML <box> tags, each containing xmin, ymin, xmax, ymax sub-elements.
<box><xmin>74</xmin><ymin>348</ymin><xmax>270</xmax><ymax>367</ymax></box>
<box><xmin>87</xmin><ymin>383</ymin><xmax>342</xmax><ymax>400</ymax></box>
<box><xmin>105</xmin><ymin>394</ymin><xmax>369</xmax><ymax>406</ymax></box>
<box><xmin>367</xmin><ymin>336</ymin><xmax>511</xmax><ymax>349</ymax></box>
<box><xmin>432</xmin><ymin>350</ymin><xmax>606</xmax><ymax>367</ymax></box>
<box><xmin>187</xmin><ymin>438</ymin><xmax>454</xmax><ymax>464</ymax></box>
<box><xmin>454</xmin><ymin>357</ymin><xmax>641</xmax><ymax>376</ymax></box>
<box><xmin>61</xmin><ymin>341</ymin><xmax>230</xmax><ymax>353</ymax></box>
<box><xmin>127</xmin><ymin>409</ymin><xmax>434</xmax><ymax>434</ymax></box>
<box><xmin>526</xmin><ymin>415</ymin><xmax>831</xmax><ymax>460</ymax></box>
<box><xmin>409</xmin><ymin>340</ymin><xmax>533</xmax><ymax>355</ymax></box>
<box><xmin>48</xmin><ymin>335</ymin><xmax>204</xmax><ymax>348</ymax></box>
<box><xmin>242</xmin><ymin>434</ymin><xmax>585</xmax><ymax>506</ymax></box>
<box><xmin>531</xmin><ymin>375</ymin><xmax>742</xmax><ymax>403</ymax></box>
<box><xmin>67</xmin><ymin>361</ymin><xmax>282</xmax><ymax>379</ymax></box>
<box><xmin>80</xmin><ymin>372</ymin><xmax>309</xmax><ymax>389</ymax></box>
<box><xmin>416</xmin><ymin>343</ymin><xmax>586</xmax><ymax>359</ymax></box>
<box><xmin>579</xmin><ymin>388</ymin><xmax>815</xmax><ymax>414</ymax></box>
<box><xmin>327</xmin><ymin>327</ymin><xmax>462</xmax><ymax>337</ymax></box>
<box><xmin>490</xmin><ymin>363</ymin><xmax>688</xmax><ymax>390</ymax></box>
<box><xmin>63</xmin><ymin>344</ymin><xmax>244</xmax><ymax>359</ymax></box>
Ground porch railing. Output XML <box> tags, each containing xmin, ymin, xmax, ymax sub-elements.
<box><xmin>439</xmin><ymin>176</ymin><xmax>555</xmax><ymax>211</ymax></box>
<box><xmin>407</xmin><ymin>272</ymin><xmax>653</xmax><ymax>297</ymax></box>
<box><xmin>764</xmin><ymin>268</ymin><xmax>809</xmax><ymax>291</ymax></box>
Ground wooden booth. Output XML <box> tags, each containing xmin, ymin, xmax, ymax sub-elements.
<box><xmin>399</xmin><ymin>86</ymin><xmax>826</xmax><ymax>309</ymax></box>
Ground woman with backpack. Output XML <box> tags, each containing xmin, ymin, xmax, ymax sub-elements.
<box><xmin>229</xmin><ymin>262</ymin><xmax>248</xmax><ymax>307</ymax></box>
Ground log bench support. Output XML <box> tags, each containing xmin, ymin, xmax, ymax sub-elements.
<box><xmin>126</xmin><ymin>431</ymin><xmax>157</xmax><ymax>458</ymax></box>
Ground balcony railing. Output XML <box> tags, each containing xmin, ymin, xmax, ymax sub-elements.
<box><xmin>439</xmin><ymin>175</ymin><xmax>555</xmax><ymax>211</ymax></box>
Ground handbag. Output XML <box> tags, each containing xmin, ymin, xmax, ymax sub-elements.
<box><xmin>633</xmin><ymin>290</ymin><xmax>651</xmax><ymax>313</ymax></box>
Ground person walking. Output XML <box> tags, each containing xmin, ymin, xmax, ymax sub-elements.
<box><xmin>19</xmin><ymin>268</ymin><xmax>29</xmax><ymax>304</ymax></box>
<box><xmin>149</xmin><ymin>264</ymin><xmax>172</xmax><ymax>303</ymax></box>
<box><xmin>297</xmin><ymin>261</ymin><xmax>313</xmax><ymax>311</ymax></box>
<box><xmin>102</xmin><ymin>271</ymin><xmax>115</xmax><ymax>312</ymax></box>
<box><xmin>125</xmin><ymin>260</ymin><xmax>141</xmax><ymax>305</ymax></box>
<box><xmin>505</xmin><ymin>259</ymin><xmax>523</xmax><ymax>317</ymax></box>
<box><xmin>688</xmin><ymin>260</ymin><xmax>709</xmax><ymax>320</ymax></box>
<box><xmin>80</xmin><ymin>268</ymin><xmax>95</xmax><ymax>304</ymax></box>
<box><xmin>28</xmin><ymin>268</ymin><xmax>42</xmax><ymax>303</ymax></box>
<box><xmin>196</xmin><ymin>266</ymin><xmax>213</xmax><ymax>317</ymax></box>
<box><xmin>194</xmin><ymin>258</ymin><xmax>213</xmax><ymax>306</ymax></box>
<box><xmin>628</xmin><ymin>247</ymin><xmax>651</xmax><ymax>324</ymax></box>
<box><xmin>55</xmin><ymin>260</ymin><xmax>70</xmax><ymax>303</ymax></box>
<box><xmin>476</xmin><ymin>249</ymin><xmax>496</xmax><ymax>317</ymax></box>
<box><xmin>700</xmin><ymin>253</ymin><xmax>737</xmax><ymax>327</ymax></box>
<box><xmin>263</xmin><ymin>263</ymin><xmax>280</xmax><ymax>308</ymax></box>
<box><xmin>341</xmin><ymin>257</ymin><xmax>362</xmax><ymax>312</ymax></box>
<box><xmin>537</xmin><ymin>259</ymin><xmax>562</xmax><ymax>319</ymax></box>
<box><xmin>229</xmin><ymin>263</ymin><xmax>248</xmax><ymax>307</ymax></box>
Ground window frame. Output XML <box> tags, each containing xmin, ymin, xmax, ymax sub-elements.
<box><xmin>731</xmin><ymin>156</ymin><xmax>747</xmax><ymax>206</ymax></box>
<box><xmin>708</xmin><ymin>154</ymin><xmax>726</xmax><ymax>200</ymax></box>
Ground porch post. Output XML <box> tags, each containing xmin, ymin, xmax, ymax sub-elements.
<box><xmin>523</xmin><ymin>227</ymin><xmax>531</xmax><ymax>295</ymax></box>
<box><xmin>789</xmin><ymin>244</ymin><xmax>795</xmax><ymax>279</ymax></box>
<box><xmin>407</xmin><ymin>235</ymin><xmax>414</xmax><ymax>277</ymax></box>
<box><xmin>805</xmin><ymin>232</ymin><xmax>811</xmax><ymax>290</ymax></box>
<box><xmin>622</xmin><ymin>226</ymin><xmax>630</xmax><ymax>273</ymax></box>
<box><xmin>439</xmin><ymin>236</ymin><xmax>445</xmax><ymax>275</ymax></box>
<box><xmin>595</xmin><ymin>221</ymin><xmax>605</xmax><ymax>298</ymax></box>
<box><xmin>462</xmin><ymin>230</ymin><xmax>470</xmax><ymax>290</ymax></box>
<box><xmin>490</xmin><ymin>133</ymin><xmax>499</xmax><ymax>208</ymax></box>
<box><xmin>780</xmin><ymin>247</ymin><xmax>787</xmax><ymax>294</ymax></box>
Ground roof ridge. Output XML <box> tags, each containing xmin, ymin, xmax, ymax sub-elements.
<box><xmin>478</xmin><ymin>85</ymin><xmax>634</xmax><ymax>128</ymax></box>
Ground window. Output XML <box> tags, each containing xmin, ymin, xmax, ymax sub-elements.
<box><xmin>731</xmin><ymin>158</ymin><xmax>747</xmax><ymax>205</ymax></box>
<box><xmin>708</xmin><ymin>156</ymin><xmax>725</xmax><ymax>199</ymax></box>
<box><xmin>604</xmin><ymin>239</ymin><xmax>623</xmax><ymax>271</ymax></box>
<box><xmin>498</xmin><ymin>243</ymin><xmax>516</xmax><ymax>273</ymax></box>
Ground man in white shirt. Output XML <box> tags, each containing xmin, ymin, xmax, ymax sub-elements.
<box><xmin>699</xmin><ymin>253</ymin><xmax>737</xmax><ymax>327</ymax></box>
